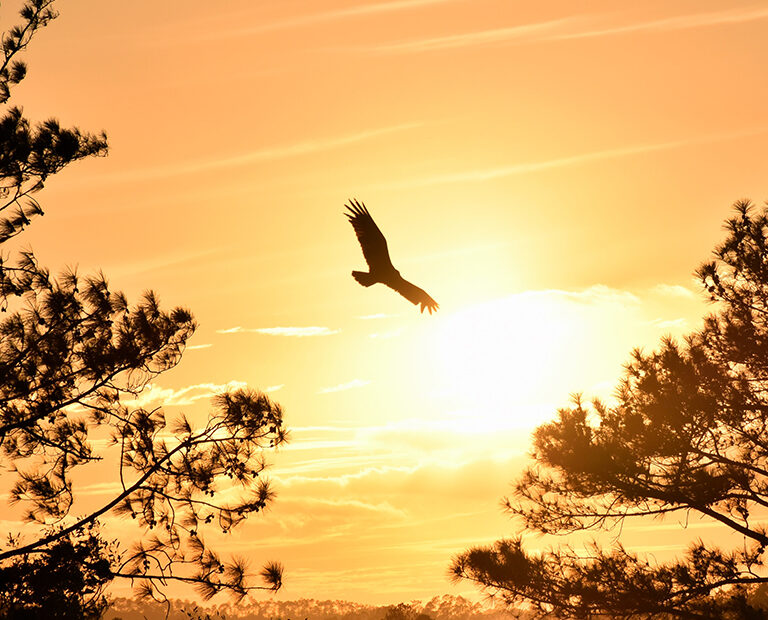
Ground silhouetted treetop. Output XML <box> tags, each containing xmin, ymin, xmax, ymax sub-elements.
<box><xmin>0</xmin><ymin>107</ymin><xmax>108</xmax><ymax>242</ymax></box>
<box><xmin>453</xmin><ymin>200</ymin><xmax>768</xmax><ymax>618</ymax></box>
<box><xmin>0</xmin><ymin>2</ymin><xmax>107</xmax><ymax>243</ymax></box>
<box><xmin>0</xmin><ymin>0</ymin><xmax>57</xmax><ymax>104</ymax></box>
<box><xmin>0</xmin><ymin>1</ymin><xmax>286</xmax><ymax>612</ymax></box>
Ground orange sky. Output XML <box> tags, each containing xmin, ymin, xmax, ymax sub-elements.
<box><xmin>5</xmin><ymin>0</ymin><xmax>768</xmax><ymax>606</ymax></box>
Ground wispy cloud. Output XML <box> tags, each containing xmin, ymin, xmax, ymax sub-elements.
<box><xmin>368</xmin><ymin>16</ymin><xmax>578</xmax><ymax>53</ymax></box>
<box><xmin>265</xmin><ymin>384</ymin><xmax>285</xmax><ymax>392</ymax></box>
<box><xmin>200</xmin><ymin>123</ymin><xmax>422</xmax><ymax>170</ymax></box>
<box><xmin>187</xmin><ymin>343</ymin><xmax>213</xmax><ymax>350</ymax></box>
<box><xmin>106</xmin><ymin>123</ymin><xmax>423</xmax><ymax>182</ymax></box>
<box><xmin>281</xmin><ymin>439</ymin><xmax>358</xmax><ymax>452</ymax></box>
<box><xmin>552</xmin><ymin>284</ymin><xmax>641</xmax><ymax>306</ymax></box>
<box><xmin>552</xmin><ymin>5</ymin><xmax>768</xmax><ymax>41</ymax></box>
<box><xmin>652</xmin><ymin>284</ymin><xmax>697</xmax><ymax>298</ymax></box>
<box><xmin>364</xmin><ymin>6</ymin><xmax>768</xmax><ymax>54</ymax></box>
<box><xmin>218</xmin><ymin>326</ymin><xmax>340</xmax><ymax>337</ymax></box>
<box><xmin>78</xmin><ymin>481</ymin><xmax>124</xmax><ymax>497</ymax></box>
<box><xmin>217</xmin><ymin>326</ymin><xmax>245</xmax><ymax>334</ymax></box>
<box><xmin>124</xmin><ymin>380</ymin><xmax>249</xmax><ymax>408</ymax></box>
<box><xmin>103</xmin><ymin>247</ymin><xmax>220</xmax><ymax>279</ymax></box>
<box><xmin>229</xmin><ymin>0</ymin><xmax>463</xmax><ymax>36</ymax></box>
<box><xmin>276</xmin><ymin>465</ymin><xmax>415</xmax><ymax>487</ymax></box>
<box><xmin>356</xmin><ymin>313</ymin><xmax>398</xmax><ymax>320</ymax></box>
<box><xmin>278</xmin><ymin>496</ymin><xmax>408</xmax><ymax>518</ymax></box>
<box><xmin>648</xmin><ymin>318</ymin><xmax>688</xmax><ymax>329</ymax></box>
<box><xmin>318</xmin><ymin>379</ymin><xmax>371</xmax><ymax>394</ymax></box>
<box><xmin>380</xmin><ymin>126</ymin><xmax>768</xmax><ymax>189</ymax></box>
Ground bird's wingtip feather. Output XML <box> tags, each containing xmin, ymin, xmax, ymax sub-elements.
<box><xmin>344</xmin><ymin>198</ymin><xmax>370</xmax><ymax>220</ymax></box>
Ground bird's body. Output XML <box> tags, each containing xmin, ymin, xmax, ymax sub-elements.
<box><xmin>345</xmin><ymin>199</ymin><xmax>438</xmax><ymax>314</ymax></box>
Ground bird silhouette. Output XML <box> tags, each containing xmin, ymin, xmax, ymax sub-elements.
<box><xmin>345</xmin><ymin>199</ymin><xmax>438</xmax><ymax>314</ymax></box>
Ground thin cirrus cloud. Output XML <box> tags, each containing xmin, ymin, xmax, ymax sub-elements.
<box><xmin>648</xmin><ymin>317</ymin><xmax>688</xmax><ymax>329</ymax></box>
<box><xmin>104</xmin><ymin>122</ymin><xmax>423</xmax><ymax>182</ymax></box>
<box><xmin>366</xmin><ymin>16</ymin><xmax>581</xmax><ymax>53</ymax></box>
<box><xmin>523</xmin><ymin>284</ymin><xmax>641</xmax><ymax>307</ymax></box>
<box><xmin>378</xmin><ymin>126</ymin><xmax>768</xmax><ymax>189</ymax></box>
<box><xmin>551</xmin><ymin>4</ymin><xmax>768</xmax><ymax>41</ymax></box>
<box><xmin>356</xmin><ymin>313</ymin><xmax>398</xmax><ymax>320</ymax></box>
<box><xmin>218</xmin><ymin>326</ymin><xmax>340</xmax><ymax>337</ymax></box>
<box><xmin>363</xmin><ymin>5</ymin><xmax>768</xmax><ymax>54</ymax></box>
<box><xmin>318</xmin><ymin>379</ymin><xmax>371</xmax><ymax>394</ymax></box>
<box><xmin>276</xmin><ymin>496</ymin><xmax>408</xmax><ymax>519</ymax></box>
<box><xmin>220</xmin><ymin>0</ymin><xmax>464</xmax><ymax>37</ymax></box>
<box><xmin>652</xmin><ymin>283</ymin><xmax>697</xmax><ymax>299</ymax></box>
<box><xmin>122</xmin><ymin>380</ymin><xmax>249</xmax><ymax>408</ymax></box>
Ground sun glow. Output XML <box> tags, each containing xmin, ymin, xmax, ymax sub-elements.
<box><xmin>430</xmin><ymin>295</ymin><xmax>575</xmax><ymax>428</ymax></box>
<box><xmin>427</xmin><ymin>287</ymin><xmax>668</xmax><ymax>431</ymax></box>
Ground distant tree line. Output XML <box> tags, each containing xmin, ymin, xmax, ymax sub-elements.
<box><xmin>103</xmin><ymin>594</ymin><xmax>512</xmax><ymax>620</ymax></box>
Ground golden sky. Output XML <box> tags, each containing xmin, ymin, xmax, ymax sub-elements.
<box><xmin>6</xmin><ymin>0</ymin><xmax>768</xmax><ymax>606</ymax></box>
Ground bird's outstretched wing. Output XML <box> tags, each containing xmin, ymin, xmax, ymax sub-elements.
<box><xmin>345</xmin><ymin>199</ymin><xmax>394</xmax><ymax>271</ymax></box>
<box><xmin>390</xmin><ymin>277</ymin><xmax>440</xmax><ymax>314</ymax></box>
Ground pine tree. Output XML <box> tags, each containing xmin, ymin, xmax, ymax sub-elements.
<box><xmin>452</xmin><ymin>200</ymin><xmax>768</xmax><ymax>619</ymax></box>
<box><xmin>0</xmin><ymin>2</ymin><xmax>286</xmax><ymax>612</ymax></box>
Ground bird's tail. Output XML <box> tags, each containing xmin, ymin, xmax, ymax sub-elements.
<box><xmin>352</xmin><ymin>271</ymin><xmax>376</xmax><ymax>287</ymax></box>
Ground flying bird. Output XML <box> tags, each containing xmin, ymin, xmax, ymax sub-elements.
<box><xmin>345</xmin><ymin>199</ymin><xmax>439</xmax><ymax>314</ymax></box>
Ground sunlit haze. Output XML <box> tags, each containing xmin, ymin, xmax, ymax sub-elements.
<box><xmin>4</xmin><ymin>0</ymin><xmax>768</xmax><ymax>606</ymax></box>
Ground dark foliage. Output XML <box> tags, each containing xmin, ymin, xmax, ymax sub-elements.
<box><xmin>452</xmin><ymin>200</ymin><xmax>768</xmax><ymax>618</ymax></box>
<box><xmin>0</xmin><ymin>0</ymin><xmax>107</xmax><ymax>244</ymax></box>
<box><xmin>383</xmin><ymin>602</ymin><xmax>435</xmax><ymax>620</ymax></box>
<box><xmin>0</xmin><ymin>1</ymin><xmax>285</xmax><ymax>611</ymax></box>
<box><xmin>0</xmin><ymin>1</ymin><xmax>55</xmax><ymax>104</ymax></box>
<box><xmin>0</xmin><ymin>522</ymin><xmax>118</xmax><ymax>619</ymax></box>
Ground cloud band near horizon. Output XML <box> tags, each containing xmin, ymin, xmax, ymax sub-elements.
<box><xmin>218</xmin><ymin>326</ymin><xmax>341</xmax><ymax>337</ymax></box>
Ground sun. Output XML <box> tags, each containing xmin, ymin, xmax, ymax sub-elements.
<box><xmin>425</xmin><ymin>289</ymin><xmax>643</xmax><ymax>431</ymax></box>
